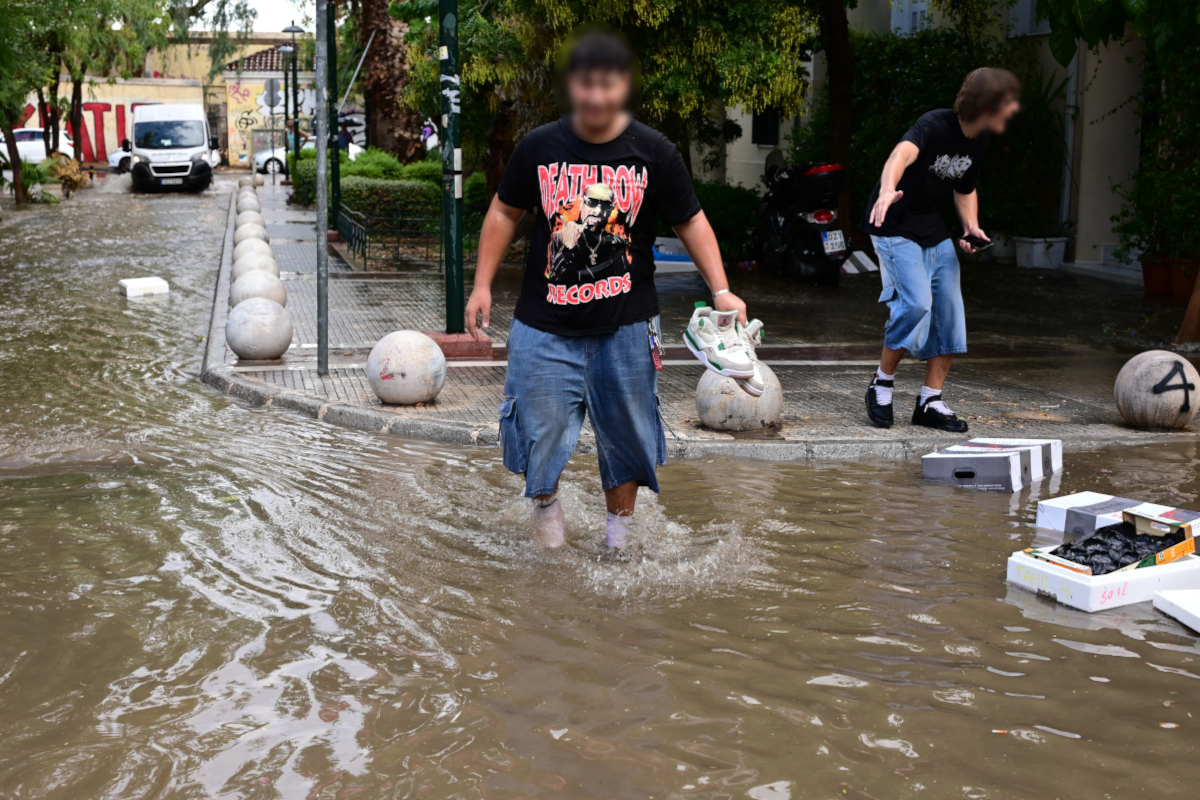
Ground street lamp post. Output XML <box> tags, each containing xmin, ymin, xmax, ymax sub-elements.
<box><xmin>313</xmin><ymin>4</ymin><xmax>330</xmax><ymax>376</ymax></box>
<box><xmin>440</xmin><ymin>0</ymin><xmax>464</xmax><ymax>334</ymax></box>
<box><xmin>279</xmin><ymin>45</ymin><xmax>294</xmax><ymax>179</ymax></box>
<box><xmin>284</xmin><ymin>23</ymin><xmax>304</xmax><ymax>179</ymax></box>
<box><xmin>326</xmin><ymin>0</ymin><xmax>340</xmax><ymax>231</ymax></box>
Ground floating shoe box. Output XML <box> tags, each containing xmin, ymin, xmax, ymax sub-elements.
<box><xmin>1154</xmin><ymin>590</ymin><xmax>1200</xmax><ymax>633</ymax></box>
<box><xmin>1035</xmin><ymin>491</ymin><xmax>1200</xmax><ymax>535</ymax></box>
<box><xmin>921</xmin><ymin>438</ymin><xmax>1062</xmax><ymax>492</ymax></box>
<box><xmin>119</xmin><ymin>276</ymin><xmax>170</xmax><ymax>297</ymax></box>
<box><xmin>1007</xmin><ymin>549</ymin><xmax>1200</xmax><ymax>612</ymax></box>
<box><xmin>1025</xmin><ymin>509</ymin><xmax>1197</xmax><ymax>577</ymax></box>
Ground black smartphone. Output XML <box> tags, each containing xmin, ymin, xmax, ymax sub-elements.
<box><xmin>961</xmin><ymin>234</ymin><xmax>994</xmax><ymax>252</ymax></box>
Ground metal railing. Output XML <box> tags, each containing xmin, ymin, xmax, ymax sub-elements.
<box><xmin>336</xmin><ymin>199</ymin><xmax>523</xmax><ymax>271</ymax></box>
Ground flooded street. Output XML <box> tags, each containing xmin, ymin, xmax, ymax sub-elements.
<box><xmin>2</xmin><ymin>180</ymin><xmax>1200</xmax><ymax>799</ymax></box>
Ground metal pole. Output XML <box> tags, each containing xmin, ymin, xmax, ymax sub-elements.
<box><xmin>339</xmin><ymin>29</ymin><xmax>375</xmax><ymax>114</ymax></box>
<box><xmin>291</xmin><ymin>31</ymin><xmax>300</xmax><ymax>180</ymax></box>
<box><xmin>440</xmin><ymin>0</ymin><xmax>464</xmax><ymax>334</ymax></box>
<box><xmin>315</xmin><ymin>0</ymin><xmax>330</xmax><ymax>376</ymax></box>
<box><xmin>327</xmin><ymin>1</ymin><xmax>340</xmax><ymax>231</ymax></box>
<box><xmin>282</xmin><ymin>63</ymin><xmax>290</xmax><ymax>178</ymax></box>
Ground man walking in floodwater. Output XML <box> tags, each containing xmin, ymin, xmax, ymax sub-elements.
<box><xmin>465</xmin><ymin>31</ymin><xmax>747</xmax><ymax>549</ymax></box>
<box><xmin>862</xmin><ymin>68</ymin><xmax>1020</xmax><ymax>432</ymax></box>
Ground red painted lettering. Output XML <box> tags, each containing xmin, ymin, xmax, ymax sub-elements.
<box><xmin>84</xmin><ymin>103</ymin><xmax>111</xmax><ymax>161</ymax></box>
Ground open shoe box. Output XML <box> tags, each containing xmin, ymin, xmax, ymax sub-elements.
<box><xmin>1025</xmin><ymin>509</ymin><xmax>1197</xmax><ymax>576</ymax></box>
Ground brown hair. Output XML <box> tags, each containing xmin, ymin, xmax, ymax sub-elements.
<box><xmin>955</xmin><ymin>68</ymin><xmax>1021</xmax><ymax>122</ymax></box>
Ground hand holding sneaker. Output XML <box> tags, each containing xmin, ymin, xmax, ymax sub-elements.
<box><xmin>734</xmin><ymin>318</ymin><xmax>766</xmax><ymax>397</ymax></box>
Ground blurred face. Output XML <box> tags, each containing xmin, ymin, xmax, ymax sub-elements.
<box><xmin>567</xmin><ymin>68</ymin><xmax>632</xmax><ymax>131</ymax></box>
<box><xmin>982</xmin><ymin>95</ymin><xmax>1021</xmax><ymax>134</ymax></box>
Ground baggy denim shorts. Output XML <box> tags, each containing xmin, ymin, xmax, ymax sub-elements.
<box><xmin>499</xmin><ymin>317</ymin><xmax>667</xmax><ymax>498</ymax></box>
<box><xmin>871</xmin><ymin>235</ymin><xmax>968</xmax><ymax>361</ymax></box>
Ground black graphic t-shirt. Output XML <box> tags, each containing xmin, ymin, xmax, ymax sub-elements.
<box><xmin>498</xmin><ymin>117</ymin><xmax>702</xmax><ymax>336</ymax></box>
<box><xmin>859</xmin><ymin>109</ymin><xmax>990</xmax><ymax>247</ymax></box>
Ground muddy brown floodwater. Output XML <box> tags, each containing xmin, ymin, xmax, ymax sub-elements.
<box><xmin>2</xmin><ymin>177</ymin><xmax>1200</xmax><ymax>800</ymax></box>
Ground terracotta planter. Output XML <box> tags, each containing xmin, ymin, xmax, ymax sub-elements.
<box><xmin>1140</xmin><ymin>256</ymin><xmax>1171</xmax><ymax>296</ymax></box>
<box><xmin>1168</xmin><ymin>259</ymin><xmax>1199</xmax><ymax>301</ymax></box>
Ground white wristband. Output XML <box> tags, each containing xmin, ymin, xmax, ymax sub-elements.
<box><xmin>712</xmin><ymin>289</ymin><xmax>730</xmax><ymax>300</ymax></box>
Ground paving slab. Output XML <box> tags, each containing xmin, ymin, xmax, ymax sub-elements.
<box><xmin>202</xmin><ymin>190</ymin><xmax>1200</xmax><ymax>459</ymax></box>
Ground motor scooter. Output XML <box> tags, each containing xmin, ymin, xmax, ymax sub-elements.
<box><xmin>754</xmin><ymin>162</ymin><xmax>848</xmax><ymax>285</ymax></box>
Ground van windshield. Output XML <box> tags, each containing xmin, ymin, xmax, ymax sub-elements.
<box><xmin>133</xmin><ymin>120</ymin><xmax>205</xmax><ymax>150</ymax></box>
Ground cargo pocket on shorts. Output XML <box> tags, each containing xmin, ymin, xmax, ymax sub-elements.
<box><xmin>498</xmin><ymin>397</ymin><xmax>528</xmax><ymax>474</ymax></box>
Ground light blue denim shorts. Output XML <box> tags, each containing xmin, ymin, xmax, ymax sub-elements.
<box><xmin>871</xmin><ymin>235</ymin><xmax>967</xmax><ymax>361</ymax></box>
<box><xmin>499</xmin><ymin>317</ymin><xmax>666</xmax><ymax>498</ymax></box>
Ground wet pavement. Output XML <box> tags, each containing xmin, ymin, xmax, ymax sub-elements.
<box><xmin>204</xmin><ymin>184</ymin><xmax>1200</xmax><ymax>458</ymax></box>
<box><xmin>4</xmin><ymin>175</ymin><xmax>1200</xmax><ymax>799</ymax></box>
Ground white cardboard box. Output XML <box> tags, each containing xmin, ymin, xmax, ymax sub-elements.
<box><xmin>119</xmin><ymin>277</ymin><xmax>170</xmax><ymax>297</ymax></box>
<box><xmin>1153</xmin><ymin>590</ymin><xmax>1200</xmax><ymax>633</ymax></box>
<box><xmin>922</xmin><ymin>448</ymin><xmax>1027</xmax><ymax>492</ymax></box>
<box><xmin>970</xmin><ymin>437</ymin><xmax>1062</xmax><ymax>477</ymax></box>
<box><xmin>1007</xmin><ymin>550</ymin><xmax>1200</xmax><ymax>612</ymax></box>
<box><xmin>1034</xmin><ymin>492</ymin><xmax>1200</xmax><ymax>535</ymax></box>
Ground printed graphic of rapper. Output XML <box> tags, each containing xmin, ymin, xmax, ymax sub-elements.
<box><xmin>546</xmin><ymin>183</ymin><xmax>630</xmax><ymax>282</ymax></box>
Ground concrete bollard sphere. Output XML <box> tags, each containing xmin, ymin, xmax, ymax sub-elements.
<box><xmin>233</xmin><ymin>224</ymin><xmax>269</xmax><ymax>245</ymax></box>
<box><xmin>1115</xmin><ymin>349</ymin><xmax>1200</xmax><ymax>429</ymax></box>
<box><xmin>236</xmin><ymin>197</ymin><xmax>261</xmax><ymax>214</ymax></box>
<box><xmin>232</xmin><ymin>253</ymin><xmax>280</xmax><ymax>281</ymax></box>
<box><xmin>367</xmin><ymin>331</ymin><xmax>447</xmax><ymax>405</ymax></box>
<box><xmin>230</xmin><ymin>270</ymin><xmax>287</xmax><ymax>307</ymax></box>
<box><xmin>253</xmin><ymin>173</ymin><xmax>265</xmax><ymax>186</ymax></box>
<box><xmin>238</xmin><ymin>177</ymin><xmax>255</xmax><ymax>188</ymax></box>
<box><xmin>237</xmin><ymin>190</ymin><xmax>257</xmax><ymax>202</ymax></box>
<box><xmin>696</xmin><ymin>365</ymin><xmax>783</xmax><ymax>431</ymax></box>
<box><xmin>236</xmin><ymin>210</ymin><xmax>267</xmax><ymax>228</ymax></box>
<box><xmin>233</xmin><ymin>238</ymin><xmax>273</xmax><ymax>261</ymax></box>
<box><xmin>225</xmin><ymin>297</ymin><xmax>292</xmax><ymax>360</ymax></box>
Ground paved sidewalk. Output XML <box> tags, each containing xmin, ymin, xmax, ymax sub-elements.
<box><xmin>202</xmin><ymin>184</ymin><xmax>1200</xmax><ymax>459</ymax></box>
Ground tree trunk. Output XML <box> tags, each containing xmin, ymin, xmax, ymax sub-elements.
<box><xmin>1</xmin><ymin>121</ymin><xmax>29</xmax><ymax>205</ymax></box>
<box><xmin>37</xmin><ymin>89</ymin><xmax>49</xmax><ymax>159</ymax></box>
<box><xmin>70</xmin><ymin>78</ymin><xmax>83</xmax><ymax>162</ymax></box>
<box><xmin>361</xmin><ymin>0</ymin><xmax>423</xmax><ymax>161</ymax></box>
<box><xmin>485</xmin><ymin>108</ymin><xmax>515</xmax><ymax>199</ymax></box>
<box><xmin>818</xmin><ymin>0</ymin><xmax>854</xmax><ymax>235</ymax></box>
<box><xmin>48</xmin><ymin>80</ymin><xmax>60</xmax><ymax>154</ymax></box>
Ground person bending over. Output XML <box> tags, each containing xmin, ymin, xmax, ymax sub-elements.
<box><xmin>465</xmin><ymin>31</ymin><xmax>746</xmax><ymax>549</ymax></box>
<box><xmin>862</xmin><ymin>67</ymin><xmax>1020</xmax><ymax>432</ymax></box>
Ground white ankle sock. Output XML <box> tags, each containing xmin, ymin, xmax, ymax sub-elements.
<box><xmin>606</xmin><ymin>512</ymin><xmax>633</xmax><ymax>549</ymax></box>
<box><xmin>873</xmin><ymin>368</ymin><xmax>895</xmax><ymax>405</ymax></box>
<box><xmin>920</xmin><ymin>385</ymin><xmax>952</xmax><ymax>414</ymax></box>
<box><xmin>532</xmin><ymin>496</ymin><xmax>566</xmax><ymax>548</ymax></box>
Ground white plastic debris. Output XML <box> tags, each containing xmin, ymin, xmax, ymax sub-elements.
<box><xmin>119</xmin><ymin>277</ymin><xmax>170</xmax><ymax>297</ymax></box>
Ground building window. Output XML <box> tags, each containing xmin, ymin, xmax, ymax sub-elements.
<box><xmin>892</xmin><ymin>1</ymin><xmax>931</xmax><ymax>36</ymax></box>
<box><xmin>751</xmin><ymin>108</ymin><xmax>779</xmax><ymax>147</ymax></box>
<box><xmin>1009</xmin><ymin>0</ymin><xmax>1052</xmax><ymax>36</ymax></box>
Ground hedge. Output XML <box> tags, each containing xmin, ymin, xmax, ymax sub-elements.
<box><xmin>340</xmin><ymin>176</ymin><xmax>441</xmax><ymax>209</ymax></box>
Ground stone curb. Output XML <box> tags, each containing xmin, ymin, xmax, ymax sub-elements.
<box><xmin>200</xmin><ymin>190</ymin><xmax>1197</xmax><ymax>461</ymax></box>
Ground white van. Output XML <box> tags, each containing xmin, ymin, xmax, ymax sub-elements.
<box><xmin>126</xmin><ymin>104</ymin><xmax>220</xmax><ymax>192</ymax></box>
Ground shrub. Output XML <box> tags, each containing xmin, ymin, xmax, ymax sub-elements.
<box><xmin>344</xmin><ymin>147</ymin><xmax>405</xmax><ymax>180</ymax></box>
<box><xmin>692</xmin><ymin>180</ymin><xmax>761</xmax><ymax>261</ymax></box>
<box><xmin>464</xmin><ymin>171</ymin><xmax>487</xmax><ymax>208</ymax></box>
<box><xmin>340</xmin><ymin>176</ymin><xmax>441</xmax><ymax>209</ymax></box>
<box><xmin>399</xmin><ymin>160</ymin><xmax>441</xmax><ymax>183</ymax></box>
<box><xmin>290</xmin><ymin>159</ymin><xmax>319</xmax><ymax>206</ymax></box>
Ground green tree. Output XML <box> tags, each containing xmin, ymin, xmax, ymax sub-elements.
<box><xmin>1</xmin><ymin>1</ymin><xmax>63</xmax><ymax>203</ymax></box>
<box><xmin>1037</xmin><ymin>0</ymin><xmax>1200</xmax><ymax>67</ymax></box>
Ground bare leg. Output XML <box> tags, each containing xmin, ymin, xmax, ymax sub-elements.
<box><xmin>879</xmin><ymin>345</ymin><xmax>905</xmax><ymax>375</ymax></box>
<box><xmin>922</xmin><ymin>354</ymin><xmax>954</xmax><ymax>391</ymax></box>
<box><xmin>604</xmin><ymin>481</ymin><xmax>638</xmax><ymax>515</ymax></box>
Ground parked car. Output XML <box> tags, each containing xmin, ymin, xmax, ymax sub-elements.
<box><xmin>254</xmin><ymin>139</ymin><xmax>314</xmax><ymax>174</ymax></box>
<box><xmin>107</xmin><ymin>142</ymin><xmax>131</xmax><ymax>174</ymax></box>
<box><xmin>0</xmin><ymin>128</ymin><xmax>74</xmax><ymax>165</ymax></box>
<box><xmin>128</xmin><ymin>104</ymin><xmax>220</xmax><ymax>193</ymax></box>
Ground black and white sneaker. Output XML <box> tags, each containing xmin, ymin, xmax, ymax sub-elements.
<box><xmin>865</xmin><ymin>375</ymin><xmax>894</xmax><ymax>428</ymax></box>
<box><xmin>911</xmin><ymin>394</ymin><xmax>968</xmax><ymax>432</ymax></box>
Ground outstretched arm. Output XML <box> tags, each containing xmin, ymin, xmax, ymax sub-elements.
<box><xmin>868</xmin><ymin>141</ymin><xmax>919</xmax><ymax>227</ymax></box>
<box><xmin>673</xmin><ymin>210</ymin><xmax>747</xmax><ymax>324</ymax></box>
<box><xmin>466</xmin><ymin>196</ymin><xmax>525</xmax><ymax>339</ymax></box>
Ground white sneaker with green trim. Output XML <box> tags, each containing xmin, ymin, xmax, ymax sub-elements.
<box><xmin>734</xmin><ymin>319</ymin><xmax>766</xmax><ymax>397</ymax></box>
<box><xmin>683</xmin><ymin>303</ymin><xmax>755</xmax><ymax>378</ymax></box>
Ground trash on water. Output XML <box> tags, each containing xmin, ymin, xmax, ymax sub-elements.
<box><xmin>119</xmin><ymin>277</ymin><xmax>170</xmax><ymax>297</ymax></box>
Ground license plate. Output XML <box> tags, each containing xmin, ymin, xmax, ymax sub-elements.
<box><xmin>822</xmin><ymin>230</ymin><xmax>846</xmax><ymax>254</ymax></box>
<box><xmin>160</xmin><ymin>178</ymin><xmax>183</xmax><ymax>185</ymax></box>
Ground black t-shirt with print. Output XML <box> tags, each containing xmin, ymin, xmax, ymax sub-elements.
<box><xmin>858</xmin><ymin>109</ymin><xmax>990</xmax><ymax>247</ymax></box>
<box><xmin>497</xmin><ymin>117</ymin><xmax>702</xmax><ymax>336</ymax></box>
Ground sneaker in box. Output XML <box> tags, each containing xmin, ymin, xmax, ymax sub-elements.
<box><xmin>922</xmin><ymin>446</ymin><xmax>1030</xmax><ymax>492</ymax></box>
<box><xmin>968</xmin><ymin>438</ymin><xmax>1062</xmax><ymax>478</ymax></box>
<box><xmin>1026</xmin><ymin>509</ymin><xmax>1198</xmax><ymax>576</ymax></box>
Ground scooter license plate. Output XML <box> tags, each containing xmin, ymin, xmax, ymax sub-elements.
<box><xmin>822</xmin><ymin>230</ymin><xmax>846</xmax><ymax>254</ymax></box>
<box><xmin>160</xmin><ymin>178</ymin><xmax>183</xmax><ymax>185</ymax></box>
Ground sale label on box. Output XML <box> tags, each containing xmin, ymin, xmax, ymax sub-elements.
<box><xmin>1007</xmin><ymin>550</ymin><xmax>1200</xmax><ymax>612</ymax></box>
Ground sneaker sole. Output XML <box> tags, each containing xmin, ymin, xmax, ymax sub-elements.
<box><xmin>735</xmin><ymin>378</ymin><xmax>764</xmax><ymax>397</ymax></box>
<box><xmin>684</xmin><ymin>330</ymin><xmax>755</xmax><ymax>378</ymax></box>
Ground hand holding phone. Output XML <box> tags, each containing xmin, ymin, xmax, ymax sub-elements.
<box><xmin>960</xmin><ymin>233</ymin><xmax>993</xmax><ymax>253</ymax></box>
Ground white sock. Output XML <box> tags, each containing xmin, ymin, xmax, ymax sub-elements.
<box><xmin>920</xmin><ymin>385</ymin><xmax>953</xmax><ymax>414</ymax></box>
<box><xmin>606</xmin><ymin>512</ymin><xmax>633</xmax><ymax>549</ymax></box>
<box><xmin>532</xmin><ymin>495</ymin><xmax>566</xmax><ymax>548</ymax></box>
<box><xmin>873</xmin><ymin>368</ymin><xmax>895</xmax><ymax>405</ymax></box>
